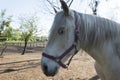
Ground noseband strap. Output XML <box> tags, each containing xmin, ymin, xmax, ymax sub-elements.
<box><xmin>42</xmin><ymin>11</ymin><xmax>79</xmax><ymax>69</ymax></box>
<box><xmin>42</xmin><ymin>44</ymin><xmax>76</xmax><ymax>68</ymax></box>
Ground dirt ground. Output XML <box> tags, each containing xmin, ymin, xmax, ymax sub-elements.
<box><xmin>0</xmin><ymin>46</ymin><xmax>98</xmax><ymax>80</ymax></box>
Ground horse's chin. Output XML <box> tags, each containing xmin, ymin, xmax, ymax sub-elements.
<box><xmin>43</xmin><ymin>70</ymin><xmax>58</xmax><ymax>77</ymax></box>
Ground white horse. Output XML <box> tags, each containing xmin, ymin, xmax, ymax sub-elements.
<box><xmin>41</xmin><ymin>0</ymin><xmax>120</xmax><ymax>80</ymax></box>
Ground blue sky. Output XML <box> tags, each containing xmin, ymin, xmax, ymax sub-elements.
<box><xmin>0</xmin><ymin>0</ymin><xmax>52</xmax><ymax>35</ymax></box>
<box><xmin>0</xmin><ymin>0</ymin><xmax>38</xmax><ymax>16</ymax></box>
<box><xmin>0</xmin><ymin>0</ymin><xmax>120</xmax><ymax>36</ymax></box>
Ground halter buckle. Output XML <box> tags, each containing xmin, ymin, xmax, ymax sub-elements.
<box><xmin>55</xmin><ymin>58</ymin><xmax>60</xmax><ymax>62</ymax></box>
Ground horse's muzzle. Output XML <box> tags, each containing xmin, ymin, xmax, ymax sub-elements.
<box><xmin>41</xmin><ymin>63</ymin><xmax>58</xmax><ymax>76</ymax></box>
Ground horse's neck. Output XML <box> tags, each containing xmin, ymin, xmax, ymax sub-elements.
<box><xmin>77</xmin><ymin>14</ymin><xmax>102</xmax><ymax>62</ymax></box>
<box><xmin>77</xmin><ymin>13</ymin><xmax>97</xmax><ymax>48</ymax></box>
<box><xmin>77</xmin><ymin>13</ymin><xmax>120</xmax><ymax>64</ymax></box>
<box><xmin>78</xmin><ymin>13</ymin><xmax>120</xmax><ymax>47</ymax></box>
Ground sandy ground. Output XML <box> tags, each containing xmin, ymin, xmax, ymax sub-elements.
<box><xmin>0</xmin><ymin>46</ymin><xmax>98</xmax><ymax>80</ymax></box>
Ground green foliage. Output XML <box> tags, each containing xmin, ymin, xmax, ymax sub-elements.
<box><xmin>19</xmin><ymin>15</ymin><xmax>38</xmax><ymax>43</ymax></box>
<box><xmin>0</xmin><ymin>10</ymin><xmax>12</xmax><ymax>34</ymax></box>
<box><xmin>2</xmin><ymin>27</ymin><xmax>12</xmax><ymax>39</ymax></box>
<box><xmin>1</xmin><ymin>27</ymin><xmax>22</xmax><ymax>41</ymax></box>
<box><xmin>0</xmin><ymin>10</ymin><xmax>12</xmax><ymax>42</ymax></box>
<box><xmin>0</xmin><ymin>10</ymin><xmax>42</xmax><ymax>44</ymax></box>
<box><xmin>12</xmin><ymin>29</ymin><xmax>21</xmax><ymax>41</ymax></box>
<box><xmin>0</xmin><ymin>36</ymin><xmax>7</xmax><ymax>42</ymax></box>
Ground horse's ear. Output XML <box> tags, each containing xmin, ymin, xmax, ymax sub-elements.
<box><xmin>60</xmin><ymin>0</ymin><xmax>69</xmax><ymax>16</ymax></box>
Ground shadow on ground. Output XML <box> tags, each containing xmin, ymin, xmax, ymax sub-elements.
<box><xmin>0</xmin><ymin>59</ymin><xmax>40</xmax><ymax>74</ymax></box>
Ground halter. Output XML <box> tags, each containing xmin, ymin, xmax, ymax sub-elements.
<box><xmin>42</xmin><ymin>11</ymin><xmax>79</xmax><ymax>68</ymax></box>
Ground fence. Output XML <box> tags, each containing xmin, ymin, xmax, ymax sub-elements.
<box><xmin>0</xmin><ymin>41</ymin><xmax>46</xmax><ymax>48</ymax></box>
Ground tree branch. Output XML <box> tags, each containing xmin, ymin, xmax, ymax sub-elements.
<box><xmin>46</xmin><ymin>0</ymin><xmax>58</xmax><ymax>13</ymax></box>
<box><xmin>68</xmin><ymin>0</ymin><xmax>73</xmax><ymax>7</ymax></box>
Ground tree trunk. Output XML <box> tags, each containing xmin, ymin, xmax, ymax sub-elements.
<box><xmin>0</xmin><ymin>44</ymin><xmax>7</xmax><ymax>55</ymax></box>
<box><xmin>21</xmin><ymin>41</ymin><xmax>27</xmax><ymax>55</ymax></box>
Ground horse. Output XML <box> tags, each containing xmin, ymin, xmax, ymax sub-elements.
<box><xmin>41</xmin><ymin>0</ymin><xmax>120</xmax><ymax>80</ymax></box>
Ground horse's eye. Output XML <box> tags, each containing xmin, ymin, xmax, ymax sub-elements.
<box><xmin>58</xmin><ymin>27</ymin><xmax>65</xmax><ymax>35</ymax></box>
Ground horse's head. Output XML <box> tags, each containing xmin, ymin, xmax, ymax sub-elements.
<box><xmin>41</xmin><ymin>0</ymin><xmax>79</xmax><ymax>76</ymax></box>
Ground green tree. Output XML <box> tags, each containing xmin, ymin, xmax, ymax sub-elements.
<box><xmin>0</xmin><ymin>10</ymin><xmax>12</xmax><ymax>55</ymax></box>
<box><xmin>2</xmin><ymin>27</ymin><xmax>12</xmax><ymax>40</ymax></box>
<box><xmin>12</xmin><ymin>29</ymin><xmax>21</xmax><ymax>41</ymax></box>
<box><xmin>0</xmin><ymin>10</ymin><xmax>12</xmax><ymax>34</ymax></box>
<box><xmin>19</xmin><ymin>16</ymin><xmax>38</xmax><ymax>55</ymax></box>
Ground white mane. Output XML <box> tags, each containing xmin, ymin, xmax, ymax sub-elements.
<box><xmin>77</xmin><ymin>12</ymin><xmax>120</xmax><ymax>47</ymax></box>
